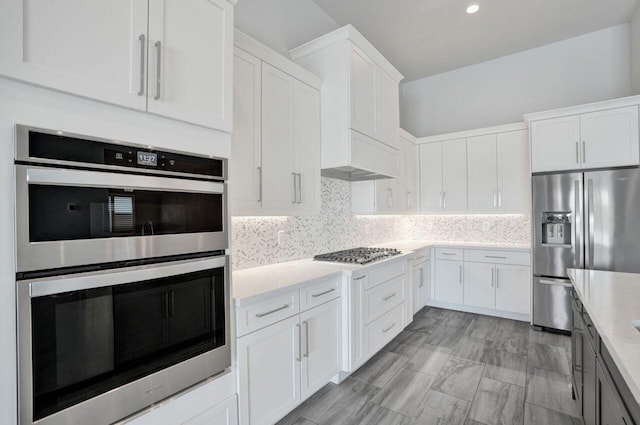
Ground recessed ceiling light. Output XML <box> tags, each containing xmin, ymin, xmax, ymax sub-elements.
<box><xmin>466</xmin><ymin>4</ymin><xmax>480</xmax><ymax>14</ymax></box>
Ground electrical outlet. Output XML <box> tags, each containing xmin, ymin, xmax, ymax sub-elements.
<box><xmin>277</xmin><ymin>230</ymin><xmax>285</xmax><ymax>247</ymax></box>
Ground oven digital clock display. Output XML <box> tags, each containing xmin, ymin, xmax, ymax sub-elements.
<box><xmin>137</xmin><ymin>151</ymin><xmax>157</xmax><ymax>166</ymax></box>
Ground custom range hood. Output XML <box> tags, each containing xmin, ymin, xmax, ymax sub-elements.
<box><xmin>290</xmin><ymin>25</ymin><xmax>403</xmax><ymax>181</ymax></box>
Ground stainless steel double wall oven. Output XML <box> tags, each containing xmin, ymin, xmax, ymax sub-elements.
<box><xmin>15</xmin><ymin>126</ymin><xmax>231</xmax><ymax>425</ymax></box>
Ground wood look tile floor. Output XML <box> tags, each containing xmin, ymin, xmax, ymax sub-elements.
<box><xmin>276</xmin><ymin>307</ymin><xmax>583</xmax><ymax>425</ymax></box>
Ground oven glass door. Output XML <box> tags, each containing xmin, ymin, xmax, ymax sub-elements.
<box><xmin>16</xmin><ymin>165</ymin><xmax>228</xmax><ymax>272</ymax></box>
<box><xmin>26</xmin><ymin>259</ymin><xmax>227</xmax><ymax>421</ymax></box>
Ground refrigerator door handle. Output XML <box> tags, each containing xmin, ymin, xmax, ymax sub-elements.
<box><xmin>586</xmin><ymin>179</ymin><xmax>594</xmax><ymax>269</ymax></box>
<box><xmin>539</xmin><ymin>278</ymin><xmax>573</xmax><ymax>288</ymax></box>
<box><xmin>574</xmin><ymin>179</ymin><xmax>583</xmax><ymax>269</ymax></box>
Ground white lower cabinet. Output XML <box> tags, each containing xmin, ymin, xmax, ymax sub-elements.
<box><xmin>494</xmin><ymin>264</ymin><xmax>531</xmax><ymax>315</ymax></box>
<box><xmin>300</xmin><ymin>299</ymin><xmax>342</xmax><ymax>399</ymax></box>
<box><xmin>432</xmin><ymin>248</ymin><xmax>531</xmax><ymax>319</ymax></box>
<box><xmin>237</xmin><ymin>315</ymin><xmax>300</xmax><ymax>425</ymax></box>
<box><xmin>434</xmin><ymin>259</ymin><xmax>464</xmax><ymax>304</ymax></box>
<box><xmin>412</xmin><ymin>253</ymin><xmax>430</xmax><ymax>315</ymax></box>
<box><xmin>236</xmin><ymin>280</ymin><xmax>341</xmax><ymax>425</ymax></box>
<box><xmin>463</xmin><ymin>262</ymin><xmax>496</xmax><ymax>309</ymax></box>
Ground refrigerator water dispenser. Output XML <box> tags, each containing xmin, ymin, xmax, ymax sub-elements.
<box><xmin>541</xmin><ymin>212</ymin><xmax>571</xmax><ymax>246</ymax></box>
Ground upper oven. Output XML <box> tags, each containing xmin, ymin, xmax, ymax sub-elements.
<box><xmin>14</xmin><ymin>125</ymin><xmax>228</xmax><ymax>274</ymax></box>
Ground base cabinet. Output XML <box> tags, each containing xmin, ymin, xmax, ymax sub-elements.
<box><xmin>571</xmin><ymin>291</ymin><xmax>637</xmax><ymax>425</ymax></box>
<box><xmin>432</xmin><ymin>248</ymin><xmax>531</xmax><ymax>318</ymax></box>
<box><xmin>237</xmin><ymin>296</ymin><xmax>341</xmax><ymax>425</ymax></box>
<box><xmin>237</xmin><ymin>315</ymin><xmax>300</xmax><ymax>425</ymax></box>
<box><xmin>412</xmin><ymin>256</ymin><xmax>430</xmax><ymax>315</ymax></box>
<box><xmin>183</xmin><ymin>396</ymin><xmax>238</xmax><ymax>425</ymax></box>
<box><xmin>434</xmin><ymin>259</ymin><xmax>464</xmax><ymax>304</ymax></box>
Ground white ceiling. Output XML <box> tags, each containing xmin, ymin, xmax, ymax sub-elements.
<box><xmin>312</xmin><ymin>0</ymin><xmax>640</xmax><ymax>82</ymax></box>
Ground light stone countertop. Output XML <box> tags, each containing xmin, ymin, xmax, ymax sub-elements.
<box><xmin>568</xmin><ymin>268</ymin><xmax>640</xmax><ymax>404</ymax></box>
<box><xmin>233</xmin><ymin>240</ymin><xmax>531</xmax><ymax>305</ymax></box>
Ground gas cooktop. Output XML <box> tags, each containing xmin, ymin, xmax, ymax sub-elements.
<box><xmin>313</xmin><ymin>247</ymin><xmax>401</xmax><ymax>265</ymax></box>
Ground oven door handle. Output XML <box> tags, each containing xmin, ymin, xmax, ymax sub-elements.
<box><xmin>27</xmin><ymin>255</ymin><xmax>228</xmax><ymax>297</ymax></box>
<box><xmin>22</xmin><ymin>165</ymin><xmax>224</xmax><ymax>194</ymax></box>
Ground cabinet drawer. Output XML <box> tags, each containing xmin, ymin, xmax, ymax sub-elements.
<box><xmin>364</xmin><ymin>275</ymin><xmax>405</xmax><ymax>324</ymax></box>
<box><xmin>365</xmin><ymin>303</ymin><xmax>404</xmax><ymax>357</ymax></box>
<box><xmin>236</xmin><ymin>291</ymin><xmax>300</xmax><ymax>337</ymax></box>
<box><xmin>300</xmin><ymin>276</ymin><xmax>341</xmax><ymax>312</ymax></box>
<box><xmin>413</xmin><ymin>248</ymin><xmax>430</xmax><ymax>264</ymax></box>
<box><xmin>464</xmin><ymin>249</ymin><xmax>530</xmax><ymax>265</ymax></box>
<box><xmin>360</xmin><ymin>259</ymin><xmax>405</xmax><ymax>290</ymax></box>
<box><xmin>435</xmin><ymin>248</ymin><xmax>463</xmax><ymax>260</ymax></box>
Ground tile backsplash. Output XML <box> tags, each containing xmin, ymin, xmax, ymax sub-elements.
<box><xmin>231</xmin><ymin>177</ymin><xmax>531</xmax><ymax>270</ymax></box>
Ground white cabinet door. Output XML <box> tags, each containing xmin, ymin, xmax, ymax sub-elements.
<box><xmin>377</xmin><ymin>69</ymin><xmax>400</xmax><ymax>149</ymax></box>
<box><xmin>375</xmin><ymin>179</ymin><xmax>400</xmax><ymax>213</ymax></box>
<box><xmin>531</xmin><ymin>115</ymin><xmax>581</xmax><ymax>172</ymax></box>
<box><xmin>183</xmin><ymin>395</ymin><xmax>238</xmax><ymax>425</ymax></box>
<box><xmin>434</xmin><ymin>260</ymin><xmax>463</xmax><ymax>304</ymax></box>
<box><xmin>147</xmin><ymin>0</ymin><xmax>233</xmax><ymax>130</ymax></box>
<box><xmin>580</xmin><ymin>106</ymin><xmax>640</xmax><ymax>170</ymax></box>
<box><xmin>495</xmin><ymin>265</ymin><xmax>531</xmax><ymax>315</ymax></box>
<box><xmin>293</xmin><ymin>81</ymin><xmax>321</xmax><ymax>215</ymax></box>
<box><xmin>497</xmin><ymin>130</ymin><xmax>530</xmax><ymax>213</ymax></box>
<box><xmin>463</xmin><ymin>262</ymin><xmax>496</xmax><ymax>309</ymax></box>
<box><xmin>413</xmin><ymin>260</ymin><xmax>429</xmax><ymax>315</ymax></box>
<box><xmin>442</xmin><ymin>138</ymin><xmax>468</xmax><ymax>211</ymax></box>
<box><xmin>261</xmin><ymin>63</ymin><xmax>296</xmax><ymax>213</ymax></box>
<box><xmin>419</xmin><ymin>142</ymin><xmax>443</xmax><ymax>211</ymax></box>
<box><xmin>230</xmin><ymin>48</ymin><xmax>262</xmax><ymax>215</ymax></box>
<box><xmin>467</xmin><ymin>134</ymin><xmax>497</xmax><ymax>212</ymax></box>
<box><xmin>349</xmin><ymin>44</ymin><xmax>377</xmax><ymax>139</ymax></box>
<box><xmin>300</xmin><ymin>299</ymin><xmax>341</xmax><ymax>400</ymax></box>
<box><xmin>0</xmin><ymin>0</ymin><xmax>148</xmax><ymax>111</ymax></box>
<box><xmin>403</xmin><ymin>137</ymin><xmax>417</xmax><ymax>212</ymax></box>
<box><xmin>237</xmin><ymin>315</ymin><xmax>301</xmax><ymax>425</ymax></box>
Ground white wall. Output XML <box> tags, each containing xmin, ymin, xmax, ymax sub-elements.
<box><xmin>632</xmin><ymin>4</ymin><xmax>640</xmax><ymax>94</ymax></box>
<box><xmin>401</xmin><ymin>24</ymin><xmax>633</xmax><ymax>137</ymax></box>
<box><xmin>234</xmin><ymin>0</ymin><xmax>339</xmax><ymax>57</ymax></box>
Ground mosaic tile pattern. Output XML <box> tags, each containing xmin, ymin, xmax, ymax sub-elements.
<box><xmin>231</xmin><ymin>178</ymin><xmax>531</xmax><ymax>270</ymax></box>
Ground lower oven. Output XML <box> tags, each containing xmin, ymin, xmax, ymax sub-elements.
<box><xmin>17</xmin><ymin>254</ymin><xmax>230</xmax><ymax>425</ymax></box>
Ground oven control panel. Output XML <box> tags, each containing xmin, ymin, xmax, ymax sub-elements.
<box><xmin>22</xmin><ymin>128</ymin><xmax>225</xmax><ymax>179</ymax></box>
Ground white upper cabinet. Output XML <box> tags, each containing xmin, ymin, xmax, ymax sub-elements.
<box><xmin>419</xmin><ymin>142</ymin><xmax>444</xmax><ymax>211</ymax></box>
<box><xmin>527</xmin><ymin>99</ymin><xmax>640</xmax><ymax>173</ymax></box>
<box><xmin>293</xmin><ymin>81</ymin><xmax>322</xmax><ymax>215</ymax></box>
<box><xmin>530</xmin><ymin>115</ymin><xmax>581</xmax><ymax>172</ymax></box>
<box><xmin>419</xmin><ymin>139</ymin><xmax>467</xmax><ymax>212</ymax></box>
<box><xmin>146</xmin><ymin>0</ymin><xmax>233</xmax><ymax>130</ymax></box>
<box><xmin>442</xmin><ymin>139</ymin><xmax>468</xmax><ymax>211</ymax></box>
<box><xmin>261</xmin><ymin>64</ymin><xmax>296</xmax><ymax>212</ymax></box>
<box><xmin>230</xmin><ymin>48</ymin><xmax>261</xmax><ymax>216</ymax></box>
<box><xmin>401</xmin><ymin>130</ymin><xmax>418</xmax><ymax>212</ymax></box>
<box><xmin>0</xmin><ymin>0</ymin><xmax>234</xmax><ymax>131</ymax></box>
<box><xmin>467</xmin><ymin>134</ymin><xmax>498</xmax><ymax>212</ymax></box>
<box><xmin>418</xmin><ymin>123</ymin><xmax>530</xmax><ymax>214</ymax></box>
<box><xmin>466</xmin><ymin>129</ymin><xmax>530</xmax><ymax>213</ymax></box>
<box><xmin>290</xmin><ymin>25</ymin><xmax>403</xmax><ymax>178</ymax></box>
<box><xmin>230</xmin><ymin>31</ymin><xmax>322</xmax><ymax>216</ymax></box>
<box><xmin>496</xmin><ymin>130</ymin><xmax>530</xmax><ymax>213</ymax></box>
<box><xmin>580</xmin><ymin>106</ymin><xmax>639</xmax><ymax>169</ymax></box>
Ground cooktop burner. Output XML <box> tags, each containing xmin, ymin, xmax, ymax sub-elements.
<box><xmin>313</xmin><ymin>247</ymin><xmax>401</xmax><ymax>264</ymax></box>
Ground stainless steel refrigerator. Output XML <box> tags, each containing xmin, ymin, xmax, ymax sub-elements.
<box><xmin>532</xmin><ymin>168</ymin><xmax>640</xmax><ymax>331</ymax></box>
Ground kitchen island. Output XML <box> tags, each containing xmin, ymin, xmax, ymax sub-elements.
<box><xmin>568</xmin><ymin>268</ymin><xmax>640</xmax><ymax>424</ymax></box>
